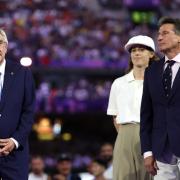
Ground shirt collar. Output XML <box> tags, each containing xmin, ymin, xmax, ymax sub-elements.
<box><xmin>0</xmin><ymin>59</ymin><xmax>6</xmax><ymax>75</ymax></box>
<box><xmin>165</xmin><ymin>53</ymin><xmax>180</xmax><ymax>63</ymax></box>
<box><xmin>126</xmin><ymin>70</ymin><xmax>135</xmax><ymax>83</ymax></box>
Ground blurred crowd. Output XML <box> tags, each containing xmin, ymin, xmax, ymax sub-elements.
<box><xmin>35</xmin><ymin>78</ymin><xmax>111</xmax><ymax>113</ymax></box>
<box><xmin>1</xmin><ymin>0</ymin><xmax>178</xmax><ymax>70</ymax></box>
<box><xmin>1</xmin><ymin>0</ymin><xmax>179</xmax><ymax>114</ymax></box>
<box><xmin>28</xmin><ymin>143</ymin><xmax>113</xmax><ymax>180</ymax></box>
<box><xmin>1</xmin><ymin>0</ymin><xmax>128</xmax><ymax>69</ymax></box>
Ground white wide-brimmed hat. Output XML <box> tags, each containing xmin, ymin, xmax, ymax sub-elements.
<box><xmin>125</xmin><ymin>35</ymin><xmax>155</xmax><ymax>52</ymax></box>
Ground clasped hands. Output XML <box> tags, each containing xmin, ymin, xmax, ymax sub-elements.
<box><xmin>0</xmin><ymin>138</ymin><xmax>15</xmax><ymax>156</ymax></box>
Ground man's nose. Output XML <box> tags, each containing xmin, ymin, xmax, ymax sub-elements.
<box><xmin>157</xmin><ymin>34</ymin><xmax>163</xmax><ymax>42</ymax></box>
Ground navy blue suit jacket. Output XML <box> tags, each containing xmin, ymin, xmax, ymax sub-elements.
<box><xmin>140</xmin><ymin>58</ymin><xmax>180</xmax><ymax>159</ymax></box>
<box><xmin>0</xmin><ymin>60</ymin><xmax>35</xmax><ymax>179</ymax></box>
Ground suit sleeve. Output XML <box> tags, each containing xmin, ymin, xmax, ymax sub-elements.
<box><xmin>12</xmin><ymin>68</ymin><xmax>35</xmax><ymax>149</ymax></box>
<box><xmin>140</xmin><ymin>68</ymin><xmax>153</xmax><ymax>154</ymax></box>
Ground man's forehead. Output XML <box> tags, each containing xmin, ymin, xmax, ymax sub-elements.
<box><xmin>159</xmin><ymin>24</ymin><xmax>175</xmax><ymax>31</ymax></box>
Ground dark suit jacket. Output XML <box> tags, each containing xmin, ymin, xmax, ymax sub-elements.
<box><xmin>140</xmin><ymin>57</ymin><xmax>180</xmax><ymax>159</ymax></box>
<box><xmin>0</xmin><ymin>60</ymin><xmax>35</xmax><ymax>179</ymax></box>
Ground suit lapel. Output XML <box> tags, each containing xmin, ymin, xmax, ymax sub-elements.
<box><xmin>157</xmin><ymin>58</ymin><xmax>167</xmax><ymax>100</ymax></box>
<box><xmin>0</xmin><ymin>60</ymin><xmax>16</xmax><ymax>110</ymax></box>
<box><xmin>155</xmin><ymin>57</ymin><xmax>180</xmax><ymax>102</ymax></box>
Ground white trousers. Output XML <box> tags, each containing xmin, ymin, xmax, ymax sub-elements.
<box><xmin>154</xmin><ymin>160</ymin><xmax>180</xmax><ymax>180</ymax></box>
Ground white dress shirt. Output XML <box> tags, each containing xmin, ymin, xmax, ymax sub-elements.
<box><xmin>28</xmin><ymin>172</ymin><xmax>49</xmax><ymax>180</ymax></box>
<box><xmin>0</xmin><ymin>59</ymin><xmax>19</xmax><ymax>149</ymax></box>
<box><xmin>107</xmin><ymin>70</ymin><xmax>143</xmax><ymax>124</ymax></box>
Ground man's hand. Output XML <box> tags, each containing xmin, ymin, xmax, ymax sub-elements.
<box><xmin>144</xmin><ymin>155</ymin><xmax>158</xmax><ymax>176</ymax></box>
<box><xmin>0</xmin><ymin>138</ymin><xmax>15</xmax><ymax>156</ymax></box>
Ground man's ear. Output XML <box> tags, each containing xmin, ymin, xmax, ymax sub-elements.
<box><xmin>4</xmin><ymin>43</ymin><xmax>8</xmax><ymax>54</ymax></box>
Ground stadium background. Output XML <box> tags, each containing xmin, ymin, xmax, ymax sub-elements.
<box><xmin>0</xmin><ymin>0</ymin><xmax>179</xmax><ymax>175</ymax></box>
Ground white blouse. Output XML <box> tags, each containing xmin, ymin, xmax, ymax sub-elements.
<box><xmin>107</xmin><ymin>71</ymin><xmax>143</xmax><ymax>124</ymax></box>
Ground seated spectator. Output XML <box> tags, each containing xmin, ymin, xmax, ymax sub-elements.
<box><xmin>53</xmin><ymin>153</ymin><xmax>81</xmax><ymax>180</ymax></box>
<box><xmin>29</xmin><ymin>155</ymin><xmax>51</xmax><ymax>180</ymax></box>
<box><xmin>99</xmin><ymin>143</ymin><xmax>113</xmax><ymax>180</ymax></box>
<box><xmin>89</xmin><ymin>158</ymin><xmax>108</xmax><ymax>180</ymax></box>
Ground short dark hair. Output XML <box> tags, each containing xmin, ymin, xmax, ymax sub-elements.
<box><xmin>93</xmin><ymin>158</ymin><xmax>108</xmax><ymax>168</ymax></box>
<box><xmin>158</xmin><ymin>17</ymin><xmax>180</xmax><ymax>35</ymax></box>
<box><xmin>57</xmin><ymin>153</ymin><xmax>72</xmax><ymax>163</ymax></box>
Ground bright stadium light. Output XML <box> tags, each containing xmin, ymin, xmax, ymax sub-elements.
<box><xmin>20</xmin><ymin>57</ymin><xmax>32</xmax><ymax>67</ymax></box>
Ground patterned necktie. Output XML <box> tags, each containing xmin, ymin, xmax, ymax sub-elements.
<box><xmin>162</xmin><ymin>60</ymin><xmax>175</xmax><ymax>98</ymax></box>
<box><xmin>0</xmin><ymin>72</ymin><xmax>2</xmax><ymax>99</ymax></box>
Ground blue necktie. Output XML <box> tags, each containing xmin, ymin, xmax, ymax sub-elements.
<box><xmin>162</xmin><ymin>60</ymin><xmax>175</xmax><ymax>98</ymax></box>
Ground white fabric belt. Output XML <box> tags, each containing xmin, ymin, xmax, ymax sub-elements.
<box><xmin>121</xmin><ymin>121</ymin><xmax>140</xmax><ymax>125</ymax></box>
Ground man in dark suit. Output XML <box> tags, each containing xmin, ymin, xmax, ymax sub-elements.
<box><xmin>140</xmin><ymin>17</ymin><xmax>180</xmax><ymax>179</ymax></box>
<box><xmin>0</xmin><ymin>29</ymin><xmax>35</xmax><ymax>179</ymax></box>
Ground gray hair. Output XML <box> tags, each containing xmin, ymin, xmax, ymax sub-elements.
<box><xmin>0</xmin><ymin>29</ymin><xmax>8</xmax><ymax>44</ymax></box>
<box><xmin>158</xmin><ymin>17</ymin><xmax>180</xmax><ymax>35</ymax></box>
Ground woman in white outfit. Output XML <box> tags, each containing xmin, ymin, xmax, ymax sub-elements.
<box><xmin>107</xmin><ymin>35</ymin><xmax>158</xmax><ymax>180</ymax></box>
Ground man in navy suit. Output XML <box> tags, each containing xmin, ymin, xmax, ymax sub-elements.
<box><xmin>140</xmin><ymin>17</ymin><xmax>180</xmax><ymax>179</ymax></box>
<box><xmin>0</xmin><ymin>29</ymin><xmax>35</xmax><ymax>179</ymax></box>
